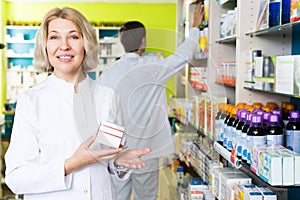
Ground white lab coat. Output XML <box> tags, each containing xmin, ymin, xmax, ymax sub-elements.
<box><xmin>100</xmin><ymin>27</ymin><xmax>200</xmax><ymax>163</ymax></box>
<box><xmin>5</xmin><ymin>74</ymin><xmax>127</xmax><ymax>200</ymax></box>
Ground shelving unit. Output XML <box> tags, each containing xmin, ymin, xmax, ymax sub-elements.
<box><xmin>5</xmin><ymin>26</ymin><xmax>37</xmax><ymax>68</ymax></box>
<box><xmin>4</xmin><ymin>26</ymin><xmax>48</xmax><ymax>102</ymax></box>
<box><xmin>88</xmin><ymin>26</ymin><xmax>124</xmax><ymax>80</ymax></box>
<box><xmin>208</xmin><ymin>0</ymin><xmax>237</xmax><ymax>104</ymax></box>
<box><xmin>174</xmin><ymin>0</ymin><xmax>300</xmax><ymax>199</ymax></box>
<box><xmin>214</xmin><ymin>141</ymin><xmax>300</xmax><ymax>200</ymax></box>
<box><xmin>235</xmin><ymin>0</ymin><xmax>291</xmax><ymax>105</ymax></box>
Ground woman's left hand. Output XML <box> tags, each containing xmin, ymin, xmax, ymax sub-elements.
<box><xmin>114</xmin><ymin>148</ymin><xmax>151</xmax><ymax>169</ymax></box>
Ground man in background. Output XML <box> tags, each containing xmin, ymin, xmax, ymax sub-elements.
<box><xmin>100</xmin><ymin>3</ymin><xmax>204</xmax><ymax>199</ymax></box>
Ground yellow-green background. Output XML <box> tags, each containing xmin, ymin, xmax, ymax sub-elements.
<box><xmin>0</xmin><ymin>1</ymin><xmax>178</xmax><ymax>111</ymax></box>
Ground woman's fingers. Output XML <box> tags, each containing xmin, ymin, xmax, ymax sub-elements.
<box><xmin>114</xmin><ymin>147</ymin><xmax>151</xmax><ymax>169</ymax></box>
<box><xmin>91</xmin><ymin>147</ymin><xmax>123</xmax><ymax>161</ymax></box>
<box><xmin>128</xmin><ymin>148</ymin><xmax>151</xmax><ymax>156</ymax></box>
<box><xmin>82</xmin><ymin>136</ymin><xmax>96</xmax><ymax>148</ymax></box>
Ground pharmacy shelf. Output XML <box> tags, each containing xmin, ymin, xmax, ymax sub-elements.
<box><xmin>215</xmin><ymin>35</ymin><xmax>236</xmax><ymax>44</ymax></box>
<box><xmin>173</xmin><ymin>110</ymin><xmax>215</xmax><ymax>145</ymax></box>
<box><xmin>243</xmin><ymin>86</ymin><xmax>300</xmax><ymax>99</ymax></box>
<box><xmin>214</xmin><ymin>141</ymin><xmax>300</xmax><ymax>200</ymax></box>
<box><xmin>218</xmin><ymin>0</ymin><xmax>237</xmax><ymax>7</ymax></box>
<box><xmin>246</xmin><ymin>21</ymin><xmax>300</xmax><ymax>37</ymax></box>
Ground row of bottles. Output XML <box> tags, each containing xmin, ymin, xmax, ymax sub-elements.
<box><xmin>215</xmin><ymin>101</ymin><xmax>300</xmax><ymax>165</ymax></box>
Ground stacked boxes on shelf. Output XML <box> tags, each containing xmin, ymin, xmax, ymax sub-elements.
<box><xmin>189</xmin><ymin>142</ymin><xmax>219</xmax><ymax>184</ymax></box>
<box><xmin>215</xmin><ymin>62</ymin><xmax>236</xmax><ymax>86</ymax></box>
<box><xmin>189</xmin><ymin>67</ymin><xmax>207</xmax><ymax>91</ymax></box>
<box><xmin>256</xmin><ymin>0</ymin><xmax>293</xmax><ymax>30</ymax></box>
<box><xmin>252</xmin><ymin>145</ymin><xmax>300</xmax><ymax>186</ymax></box>
<box><xmin>244</xmin><ymin>52</ymin><xmax>300</xmax><ymax>96</ymax></box>
<box><xmin>170</xmin><ymin>94</ymin><xmax>227</xmax><ymax>141</ymax></box>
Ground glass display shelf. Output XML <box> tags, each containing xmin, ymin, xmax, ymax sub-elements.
<box><xmin>243</xmin><ymin>86</ymin><xmax>300</xmax><ymax>99</ymax></box>
<box><xmin>215</xmin><ymin>35</ymin><xmax>236</xmax><ymax>44</ymax></box>
<box><xmin>218</xmin><ymin>0</ymin><xmax>237</xmax><ymax>8</ymax></box>
<box><xmin>246</xmin><ymin>21</ymin><xmax>300</xmax><ymax>37</ymax></box>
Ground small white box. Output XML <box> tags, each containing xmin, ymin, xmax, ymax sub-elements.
<box><xmin>213</xmin><ymin>167</ymin><xmax>239</xmax><ymax>199</ymax></box>
<box><xmin>96</xmin><ymin>121</ymin><xmax>125</xmax><ymax>148</ymax></box>
<box><xmin>254</xmin><ymin>56</ymin><xmax>264</xmax><ymax>89</ymax></box>
<box><xmin>285</xmin><ymin>150</ymin><xmax>300</xmax><ymax>185</ymax></box>
<box><xmin>276</xmin><ymin>149</ymin><xmax>294</xmax><ymax>186</ymax></box>
<box><xmin>243</xmin><ymin>185</ymin><xmax>256</xmax><ymax>200</ymax></box>
<box><xmin>248</xmin><ymin>189</ymin><xmax>263</xmax><ymax>200</ymax></box>
<box><xmin>275</xmin><ymin>55</ymin><xmax>300</xmax><ymax>95</ymax></box>
<box><xmin>256</xmin><ymin>185</ymin><xmax>277</xmax><ymax>200</ymax></box>
<box><xmin>188</xmin><ymin>178</ymin><xmax>207</xmax><ymax>200</ymax></box>
<box><xmin>258</xmin><ymin>151</ymin><xmax>282</xmax><ymax>186</ymax></box>
<box><xmin>221</xmin><ymin>172</ymin><xmax>252</xmax><ymax>200</ymax></box>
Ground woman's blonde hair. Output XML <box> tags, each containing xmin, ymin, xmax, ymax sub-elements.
<box><xmin>33</xmin><ymin>7</ymin><xmax>99</xmax><ymax>72</ymax></box>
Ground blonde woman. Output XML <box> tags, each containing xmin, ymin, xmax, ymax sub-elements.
<box><xmin>5</xmin><ymin>7</ymin><xmax>150</xmax><ymax>200</ymax></box>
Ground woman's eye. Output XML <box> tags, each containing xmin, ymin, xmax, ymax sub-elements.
<box><xmin>71</xmin><ymin>35</ymin><xmax>79</xmax><ymax>40</ymax></box>
<box><xmin>49</xmin><ymin>36</ymin><xmax>58</xmax><ymax>40</ymax></box>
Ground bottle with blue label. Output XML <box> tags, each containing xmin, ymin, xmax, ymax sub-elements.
<box><xmin>235</xmin><ymin>110</ymin><xmax>248</xmax><ymax>159</ymax></box>
<box><xmin>226</xmin><ymin>107</ymin><xmax>237</xmax><ymax>151</ymax></box>
<box><xmin>241</xmin><ymin>112</ymin><xmax>253</xmax><ymax>162</ymax></box>
<box><xmin>286</xmin><ymin>110</ymin><xmax>300</xmax><ymax>154</ymax></box>
<box><xmin>265</xmin><ymin>114</ymin><xmax>284</xmax><ymax>146</ymax></box>
<box><xmin>223</xmin><ymin>104</ymin><xmax>233</xmax><ymax>149</ymax></box>
<box><xmin>216</xmin><ymin>103</ymin><xmax>227</xmax><ymax>144</ymax></box>
<box><xmin>247</xmin><ymin>114</ymin><xmax>266</xmax><ymax>164</ymax></box>
<box><xmin>232</xmin><ymin>109</ymin><xmax>241</xmax><ymax>154</ymax></box>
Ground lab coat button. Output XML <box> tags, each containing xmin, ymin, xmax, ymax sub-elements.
<box><xmin>83</xmin><ymin>189</ymin><xmax>88</xmax><ymax>193</ymax></box>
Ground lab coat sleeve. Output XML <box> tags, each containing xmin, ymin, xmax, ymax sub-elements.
<box><xmin>4</xmin><ymin>92</ymin><xmax>71</xmax><ymax>195</ymax></box>
<box><xmin>153</xmin><ymin>27</ymin><xmax>200</xmax><ymax>82</ymax></box>
<box><xmin>108</xmin><ymin>160</ymin><xmax>132</xmax><ymax>180</ymax></box>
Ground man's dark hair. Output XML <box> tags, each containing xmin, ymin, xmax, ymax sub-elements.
<box><xmin>120</xmin><ymin>21</ymin><xmax>146</xmax><ymax>52</ymax></box>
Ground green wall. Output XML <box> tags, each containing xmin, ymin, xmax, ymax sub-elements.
<box><xmin>1</xmin><ymin>2</ymin><xmax>178</xmax><ymax>110</ymax></box>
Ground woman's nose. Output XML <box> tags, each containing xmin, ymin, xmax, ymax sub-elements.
<box><xmin>60</xmin><ymin>38</ymin><xmax>71</xmax><ymax>50</ymax></box>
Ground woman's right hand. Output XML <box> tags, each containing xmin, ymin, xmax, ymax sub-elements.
<box><xmin>64</xmin><ymin>136</ymin><xmax>123</xmax><ymax>175</ymax></box>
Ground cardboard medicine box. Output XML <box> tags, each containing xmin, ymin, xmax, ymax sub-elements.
<box><xmin>258</xmin><ymin>151</ymin><xmax>282</xmax><ymax>186</ymax></box>
<box><xmin>276</xmin><ymin>149</ymin><xmax>294</xmax><ymax>185</ymax></box>
<box><xmin>275</xmin><ymin>55</ymin><xmax>300</xmax><ymax>96</ymax></box>
<box><xmin>220</xmin><ymin>172</ymin><xmax>252</xmax><ymax>200</ymax></box>
<box><xmin>96</xmin><ymin>121</ymin><xmax>125</xmax><ymax>148</ymax></box>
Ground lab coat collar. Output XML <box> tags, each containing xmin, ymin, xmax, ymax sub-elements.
<box><xmin>123</xmin><ymin>52</ymin><xmax>141</xmax><ymax>59</ymax></box>
<box><xmin>48</xmin><ymin>73</ymin><xmax>92</xmax><ymax>94</ymax></box>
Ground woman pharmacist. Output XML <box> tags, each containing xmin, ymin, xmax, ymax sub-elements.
<box><xmin>4</xmin><ymin>7</ymin><xmax>150</xmax><ymax>200</ymax></box>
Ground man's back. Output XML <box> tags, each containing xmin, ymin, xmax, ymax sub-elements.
<box><xmin>100</xmin><ymin>53</ymin><xmax>175</xmax><ymax>160</ymax></box>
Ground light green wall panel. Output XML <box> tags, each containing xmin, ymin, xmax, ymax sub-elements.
<box><xmin>1</xmin><ymin>2</ymin><xmax>178</xmax><ymax>109</ymax></box>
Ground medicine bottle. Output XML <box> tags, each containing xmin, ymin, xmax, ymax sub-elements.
<box><xmin>235</xmin><ymin>110</ymin><xmax>248</xmax><ymax>159</ymax></box>
<box><xmin>216</xmin><ymin>103</ymin><xmax>226</xmax><ymax>144</ymax></box>
<box><xmin>265</xmin><ymin>114</ymin><xmax>284</xmax><ymax>146</ymax></box>
<box><xmin>283</xmin><ymin>103</ymin><xmax>295</xmax><ymax>126</ymax></box>
<box><xmin>286</xmin><ymin>110</ymin><xmax>300</xmax><ymax>154</ymax></box>
<box><xmin>247</xmin><ymin>114</ymin><xmax>266</xmax><ymax>164</ymax></box>
<box><xmin>223</xmin><ymin>104</ymin><xmax>233</xmax><ymax>149</ymax></box>
<box><xmin>226</xmin><ymin>107</ymin><xmax>238</xmax><ymax>151</ymax></box>
<box><xmin>241</xmin><ymin>112</ymin><xmax>253</xmax><ymax>162</ymax></box>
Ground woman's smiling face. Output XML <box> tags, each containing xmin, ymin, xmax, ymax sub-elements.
<box><xmin>46</xmin><ymin>18</ymin><xmax>85</xmax><ymax>81</ymax></box>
